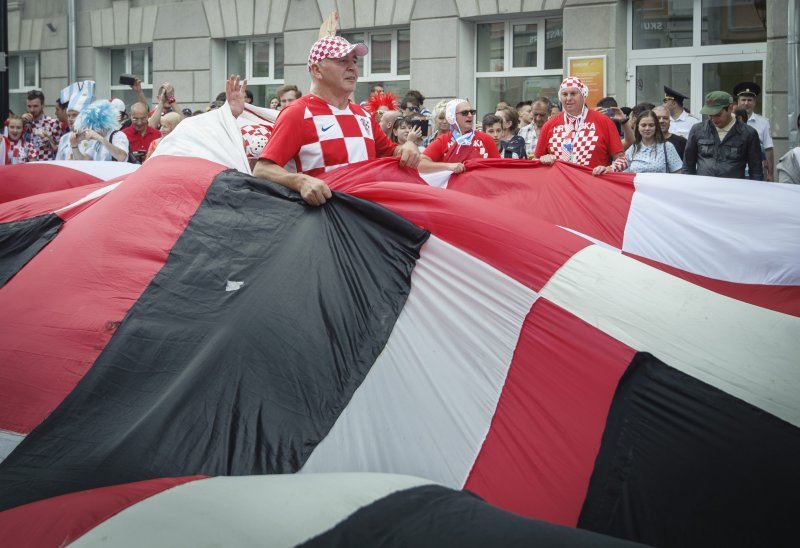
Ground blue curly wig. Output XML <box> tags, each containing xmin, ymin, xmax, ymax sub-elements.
<box><xmin>74</xmin><ymin>100</ymin><xmax>121</xmax><ymax>133</ymax></box>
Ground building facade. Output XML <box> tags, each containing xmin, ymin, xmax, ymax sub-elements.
<box><xmin>5</xmin><ymin>0</ymin><xmax>794</xmax><ymax>157</ymax></box>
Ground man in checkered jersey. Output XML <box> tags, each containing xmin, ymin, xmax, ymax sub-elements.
<box><xmin>534</xmin><ymin>77</ymin><xmax>625</xmax><ymax>175</ymax></box>
<box><xmin>253</xmin><ymin>35</ymin><xmax>421</xmax><ymax>206</ymax></box>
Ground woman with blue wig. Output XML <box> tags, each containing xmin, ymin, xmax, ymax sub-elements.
<box><xmin>68</xmin><ymin>100</ymin><xmax>130</xmax><ymax>162</ymax></box>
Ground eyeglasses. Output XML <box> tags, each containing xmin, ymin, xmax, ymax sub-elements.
<box><xmin>457</xmin><ymin>109</ymin><xmax>477</xmax><ymax>116</ymax></box>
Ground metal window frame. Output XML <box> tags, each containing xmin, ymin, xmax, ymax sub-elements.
<box><xmin>473</xmin><ymin>18</ymin><xmax>563</xmax><ymax>105</ymax></box>
<box><xmin>109</xmin><ymin>46</ymin><xmax>153</xmax><ymax>93</ymax></box>
<box><xmin>8</xmin><ymin>52</ymin><xmax>40</xmax><ymax>92</ymax></box>
<box><xmin>342</xmin><ymin>28</ymin><xmax>411</xmax><ymax>83</ymax></box>
<box><xmin>627</xmin><ymin>0</ymin><xmax>767</xmax><ymax>109</ymax></box>
<box><xmin>226</xmin><ymin>36</ymin><xmax>285</xmax><ymax>86</ymax></box>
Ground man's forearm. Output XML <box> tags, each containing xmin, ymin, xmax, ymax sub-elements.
<box><xmin>253</xmin><ymin>159</ymin><xmax>306</xmax><ymax>191</ymax></box>
<box><xmin>102</xmin><ymin>138</ymin><xmax>128</xmax><ymax>162</ymax></box>
<box><xmin>765</xmin><ymin>148</ymin><xmax>774</xmax><ymax>181</ymax></box>
<box><xmin>148</xmin><ymin>104</ymin><xmax>163</xmax><ymax>129</ymax></box>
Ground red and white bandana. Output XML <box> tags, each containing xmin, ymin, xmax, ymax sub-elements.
<box><xmin>560</xmin><ymin>77</ymin><xmax>589</xmax><ymax>98</ymax></box>
<box><xmin>307</xmin><ymin>35</ymin><xmax>368</xmax><ymax>70</ymax></box>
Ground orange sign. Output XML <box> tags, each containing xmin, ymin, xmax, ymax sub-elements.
<box><xmin>567</xmin><ymin>56</ymin><xmax>607</xmax><ymax>108</ymax></box>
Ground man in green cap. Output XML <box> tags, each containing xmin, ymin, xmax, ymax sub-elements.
<box><xmin>683</xmin><ymin>91</ymin><xmax>763</xmax><ymax>180</ymax></box>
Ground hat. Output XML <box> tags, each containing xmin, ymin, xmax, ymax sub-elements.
<box><xmin>61</xmin><ymin>80</ymin><xmax>96</xmax><ymax>113</ymax></box>
<box><xmin>560</xmin><ymin>77</ymin><xmax>589</xmax><ymax>97</ymax></box>
<box><xmin>733</xmin><ymin>81</ymin><xmax>761</xmax><ymax>98</ymax></box>
<box><xmin>182</xmin><ymin>108</ymin><xmax>193</xmax><ymax>117</ymax></box>
<box><xmin>445</xmin><ymin>98</ymin><xmax>469</xmax><ymax>125</ymax></box>
<box><xmin>700</xmin><ymin>91</ymin><xmax>733</xmax><ymax>115</ymax></box>
<box><xmin>109</xmin><ymin>98</ymin><xmax>126</xmax><ymax>113</ymax></box>
<box><xmin>663</xmin><ymin>86</ymin><xmax>689</xmax><ymax>106</ymax></box>
<box><xmin>307</xmin><ymin>35</ymin><xmax>368</xmax><ymax>70</ymax></box>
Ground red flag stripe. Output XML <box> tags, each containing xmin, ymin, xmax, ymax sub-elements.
<box><xmin>0</xmin><ymin>476</ymin><xmax>205</xmax><ymax>547</ymax></box>
<box><xmin>0</xmin><ymin>156</ymin><xmax>225</xmax><ymax>435</ymax></box>
<box><xmin>464</xmin><ymin>298</ymin><xmax>635</xmax><ymax>526</ymax></box>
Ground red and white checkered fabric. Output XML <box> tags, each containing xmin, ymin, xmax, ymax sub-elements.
<box><xmin>307</xmin><ymin>35</ymin><xmax>368</xmax><ymax>70</ymax></box>
<box><xmin>260</xmin><ymin>95</ymin><xmax>395</xmax><ymax>177</ymax></box>
<box><xmin>535</xmin><ymin>109</ymin><xmax>622</xmax><ymax>169</ymax></box>
<box><xmin>2</xmin><ymin>137</ymin><xmax>39</xmax><ymax>165</ymax></box>
<box><xmin>240</xmin><ymin>124</ymin><xmax>273</xmax><ymax>160</ymax></box>
<box><xmin>23</xmin><ymin>116</ymin><xmax>62</xmax><ymax>161</ymax></box>
<box><xmin>560</xmin><ymin>77</ymin><xmax>589</xmax><ymax>97</ymax></box>
<box><xmin>547</xmin><ymin>127</ymin><xmax>599</xmax><ymax>166</ymax></box>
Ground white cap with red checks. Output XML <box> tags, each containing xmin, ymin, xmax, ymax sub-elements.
<box><xmin>307</xmin><ymin>35</ymin><xmax>368</xmax><ymax>70</ymax></box>
<box><xmin>560</xmin><ymin>77</ymin><xmax>589</xmax><ymax>98</ymax></box>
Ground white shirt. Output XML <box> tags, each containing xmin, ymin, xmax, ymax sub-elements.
<box><xmin>668</xmin><ymin>110</ymin><xmax>700</xmax><ymax>139</ymax></box>
<box><xmin>76</xmin><ymin>130</ymin><xmax>129</xmax><ymax>161</ymax></box>
<box><xmin>747</xmin><ymin>112</ymin><xmax>773</xmax><ymax>149</ymax></box>
<box><xmin>517</xmin><ymin>123</ymin><xmax>538</xmax><ymax>155</ymax></box>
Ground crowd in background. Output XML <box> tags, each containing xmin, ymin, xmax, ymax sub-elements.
<box><xmin>3</xmin><ymin>73</ymin><xmax>798</xmax><ymax>184</ymax></box>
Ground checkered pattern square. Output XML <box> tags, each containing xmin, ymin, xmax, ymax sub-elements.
<box><xmin>307</xmin><ymin>36</ymin><xmax>367</xmax><ymax>69</ymax></box>
<box><xmin>24</xmin><ymin>116</ymin><xmax>62</xmax><ymax>161</ymax></box>
<box><xmin>239</xmin><ymin>123</ymin><xmax>273</xmax><ymax>159</ymax></box>
<box><xmin>291</xmin><ymin>98</ymin><xmax>379</xmax><ymax>176</ymax></box>
<box><xmin>547</xmin><ymin>128</ymin><xmax>600</xmax><ymax>166</ymax></box>
<box><xmin>3</xmin><ymin>137</ymin><xmax>38</xmax><ymax>165</ymax></box>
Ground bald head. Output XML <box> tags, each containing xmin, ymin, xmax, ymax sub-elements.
<box><xmin>130</xmin><ymin>102</ymin><xmax>149</xmax><ymax>133</ymax></box>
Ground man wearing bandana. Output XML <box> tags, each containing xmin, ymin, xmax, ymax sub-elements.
<box><xmin>534</xmin><ymin>77</ymin><xmax>625</xmax><ymax>175</ymax></box>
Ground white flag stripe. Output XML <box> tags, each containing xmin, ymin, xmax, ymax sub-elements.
<box><xmin>301</xmin><ymin>236</ymin><xmax>538</xmax><ymax>487</ymax></box>
<box><xmin>625</xmin><ymin>173</ymin><xmax>800</xmax><ymax>285</ymax></box>
<box><xmin>152</xmin><ymin>103</ymin><xmax>251</xmax><ymax>173</ymax></box>
<box><xmin>0</xmin><ymin>430</ymin><xmax>24</xmax><ymax>463</ymax></box>
<box><xmin>53</xmin><ymin>182</ymin><xmax>120</xmax><ymax>215</ymax></box>
<box><xmin>541</xmin><ymin>245</ymin><xmax>800</xmax><ymax>427</ymax></box>
<box><xmin>43</xmin><ymin>160</ymin><xmax>139</xmax><ymax>180</ymax></box>
<box><xmin>71</xmin><ymin>474</ymin><xmax>433</xmax><ymax>548</ymax></box>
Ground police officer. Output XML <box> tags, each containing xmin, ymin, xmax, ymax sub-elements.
<box><xmin>663</xmin><ymin>86</ymin><xmax>699</xmax><ymax>139</ymax></box>
<box><xmin>733</xmin><ymin>81</ymin><xmax>773</xmax><ymax>181</ymax></box>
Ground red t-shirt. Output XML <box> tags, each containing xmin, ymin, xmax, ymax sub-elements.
<box><xmin>122</xmin><ymin>125</ymin><xmax>161</xmax><ymax>154</ymax></box>
<box><xmin>422</xmin><ymin>131</ymin><xmax>501</xmax><ymax>162</ymax></box>
<box><xmin>259</xmin><ymin>94</ymin><xmax>397</xmax><ymax>176</ymax></box>
<box><xmin>534</xmin><ymin>109</ymin><xmax>623</xmax><ymax>168</ymax></box>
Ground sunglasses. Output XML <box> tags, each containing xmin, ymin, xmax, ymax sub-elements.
<box><xmin>457</xmin><ymin>109</ymin><xmax>477</xmax><ymax>116</ymax></box>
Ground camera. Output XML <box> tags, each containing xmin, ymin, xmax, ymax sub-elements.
<box><xmin>409</xmin><ymin>119</ymin><xmax>429</xmax><ymax>135</ymax></box>
<box><xmin>119</xmin><ymin>74</ymin><xmax>137</xmax><ymax>87</ymax></box>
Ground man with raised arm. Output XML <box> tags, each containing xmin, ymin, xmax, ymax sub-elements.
<box><xmin>252</xmin><ymin>35</ymin><xmax>420</xmax><ymax>206</ymax></box>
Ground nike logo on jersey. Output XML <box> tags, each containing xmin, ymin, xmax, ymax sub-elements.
<box><xmin>321</xmin><ymin>124</ymin><xmax>335</xmax><ymax>132</ymax></box>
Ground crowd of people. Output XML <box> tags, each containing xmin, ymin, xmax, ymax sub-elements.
<box><xmin>3</xmin><ymin>34</ymin><xmax>798</xmax><ymax>189</ymax></box>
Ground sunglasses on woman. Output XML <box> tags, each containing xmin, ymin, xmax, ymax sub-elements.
<box><xmin>458</xmin><ymin>109</ymin><xmax>477</xmax><ymax>116</ymax></box>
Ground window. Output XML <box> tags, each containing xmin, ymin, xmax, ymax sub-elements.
<box><xmin>110</xmin><ymin>46</ymin><xmax>153</xmax><ymax>107</ymax></box>
<box><xmin>628</xmin><ymin>1</ymin><xmax>766</xmax><ymax>114</ymax></box>
<box><xmin>8</xmin><ymin>53</ymin><xmax>39</xmax><ymax>115</ymax></box>
<box><xmin>475</xmin><ymin>19</ymin><xmax>563</xmax><ymax>118</ymax></box>
<box><xmin>701</xmin><ymin>0</ymin><xmax>766</xmax><ymax>45</ymax></box>
<box><xmin>341</xmin><ymin>29</ymin><xmax>410</xmax><ymax>102</ymax></box>
<box><xmin>227</xmin><ymin>37</ymin><xmax>284</xmax><ymax>107</ymax></box>
<box><xmin>632</xmin><ymin>0</ymin><xmax>694</xmax><ymax>50</ymax></box>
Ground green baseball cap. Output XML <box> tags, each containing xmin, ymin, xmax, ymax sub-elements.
<box><xmin>700</xmin><ymin>91</ymin><xmax>733</xmax><ymax>115</ymax></box>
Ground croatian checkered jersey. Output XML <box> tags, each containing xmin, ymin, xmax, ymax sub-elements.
<box><xmin>2</xmin><ymin>136</ymin><xmax>38</xmax><ymax>165</ymax></box>
<box><xmin>259</xmin><ymin>95</ymin><xmax>396</xmax><ymax>176</ymax></box>
<box><xmin>23</xmin><ymin>115</ymin><xmax>63</xmax><ymax>162</ymax></box>
<box><xmin>534</xmin><ymin>109</ymin><xmax>622</xmax><ymax>169</ymax></box>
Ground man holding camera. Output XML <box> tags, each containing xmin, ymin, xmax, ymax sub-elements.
<box><xmin>122</xmin><ymin>103</ymin><xmax>160</xmax><ymax>164</ymax></box>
